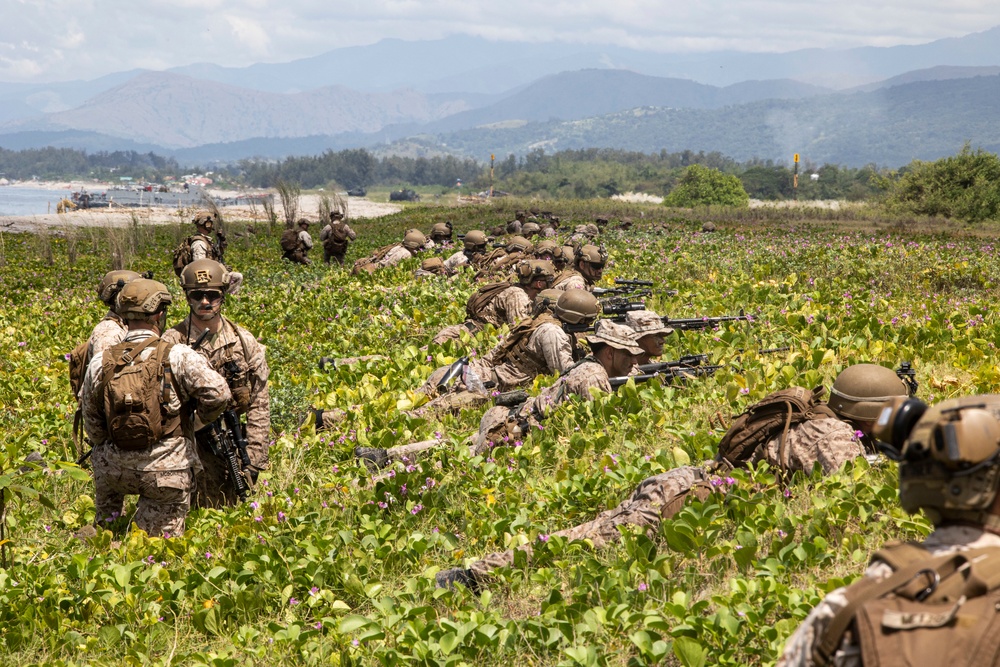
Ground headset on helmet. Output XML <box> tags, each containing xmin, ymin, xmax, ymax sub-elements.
<box><xmin>575</xmin><ymin>244</ymin><xmax>607</xmax><ymax>266</ymax></box>
<box><xmin>98</xmin><ymin>270</ymin><xmax>142</xmax><ymax>306</ymax></box>
<box><xmin>516</xmin><ymin>260</ymin><xmax>556</xmax><ymax>284</ymax></box>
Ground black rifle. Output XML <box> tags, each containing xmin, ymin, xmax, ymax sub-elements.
<box><xmin>610</xmin><ymin>364</ymin><xmax>723</xmax><ymax>389</ymax></box>
<box><xmin>663</xmin><ymin>310</ymin><xmax>750</xmax><ymax>331</ymax></box>
<box><xmin>197</xmin><ymin>409</ymin><xmax>252</xmax><ymax>502</ymax></box>
<box><xmin>600</xmin><ymin>298</ymin><xmax>649</xmax><ymax>317</ymax></box>
<box><xmin>593</xmin><ymin>287</ymin><xmax>653</xmax><ymax>298</ymax></box>
<box><xmin>615</xmin><ymin>279</ymin><xmax>654</xmax><ymax>288</ymax></box>
<box><xmin>896</xmin><ymin>361</ymin><xmax>918</xmax><ymax>396</ymax></box>
<box><xmin>635</xmin><ymin>354</ymin><xmax>710</xmax><ymax>375</ymax></box>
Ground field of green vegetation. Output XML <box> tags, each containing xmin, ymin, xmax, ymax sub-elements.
<box><xmin>2</xmin><ymin>199</ymin><xmax>1000</xmax><ymax>666</ymax></box>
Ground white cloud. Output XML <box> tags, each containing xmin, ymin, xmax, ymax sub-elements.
<box><xmin>0</xmin><ymin>0</ymin><xmax>997</xmax><ymax>82</ymax></box>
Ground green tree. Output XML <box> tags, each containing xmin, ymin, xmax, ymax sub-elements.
<box><xmin>662</xmin><ymin>164</ymin><xmax>750</xmax><ymax>207</ymax></box>
<box><xmin>881</xmin><ymin>145</ymin><xmax>1000</xmax><ymax>222</ymax></box>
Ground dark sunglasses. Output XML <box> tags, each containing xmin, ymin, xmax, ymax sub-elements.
<box><xmin>188</xmin><ymin>290</ymin><xmax>223</xmax><ymax>303</ymax></box>
<box><xmin>588</xmin><ymin>262</ymin><xmax>605</xmax><ymax>270</ymax></box>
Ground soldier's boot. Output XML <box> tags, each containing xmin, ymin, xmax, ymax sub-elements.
<box><xmin>354</xmin><ymin>446</ymin><xmax>389</xmax><ymax>470</ymax></box>
<box><xmin>435</xmin><ymin>567</ymin><xmax>481</xmax><ymax>593</ymax></box>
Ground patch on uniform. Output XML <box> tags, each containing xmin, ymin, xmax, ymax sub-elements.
<box><xmin>195</xmin><ymin>269</ymin><xmax>211</xmax><ymax>284</ymax></box>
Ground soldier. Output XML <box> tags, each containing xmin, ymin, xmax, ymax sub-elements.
<box><xmin>475</xmin><ymin>236</ymin><xmax>534</xmax><ymax>281</ymax></box>
<box><xmin>521</xmin><ymin>221</ymin><xmax>541</xmax><ymax>238</ymax></box>
<box><xmin>624</xmin><ymin>309</ymin><xmax>675</xmax><ymax>365</ymax></box>
<box><xmin>358</xmin><ymin>320</ymin><xmax>642</xmax><ymax>470</ymax></box>
<box><xmin>80</xmin><ymin>279</ymin><xmax>230</xmax><ymax>537</ymax></box>
<box><xmin>778</xmin><ymin>394</ymin><xmax>1000</xmax><ymax>667</ymax></box>
<box><xmin>429</xmin><ymin>221</ymin><xmax>454</xmax><ymax>246</ymax></box>
<box><xmin>162</xmin><ymin>260</ymin><xmax>271</xmax><ymax>508</ymax></box>
<box><xmin>567</xmin><ymin>222</ymin><xmax>600</xmax><ymax>246</ymax></box>
<box><xmin>173</xmin><ymin>211</ymin><xmax>226</xmax><ymax>277</ymax></box>
<box><xmin>355</xmin><ymin>229</ymin><xmax>428</xmax><ymax>273</ymax></box>
<box><xmin>436</xmin><ymin>363</ymin><xmax>910</xmax><ymax>591</ymax></box>
<box><xmin>319</xmin><ymin>211</ymin><xmax>356</xmax><ymax>265</ymax></box>
<box><xmin>442</xmin><ymin>230</ymin><xmax>488</xmax><ymax>271</ymax></box>
<box><xmin>506</xmin><ymin>211</ymin><xmax>527</xmax><ymax>234</ymax></box>
<box><xmin>552</xmin><ymin>244</ymin><xmax>606</xmax><ymax>291</ymax></box>
<box><xmin>431</xmin><ymin>260</ymin><xmax>556</xmax><ymax>345</ymax></box>
<box><xmin>532</xmin><ymin>239</ymin><xmax>559</xmax><ymax>262</ymax></box>
<box><xmin>88</xmin><ymin>270</ymin><xmax>142</xmax><ymax>360</ymax></box>
<box><xmin>281</xmin><ymin>219</ymin><xmax>313</xmax><ymax>265</ymax></box>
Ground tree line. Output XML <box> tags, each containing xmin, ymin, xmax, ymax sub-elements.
<box><xmin>0</xmin><ymin>147</ymin><xmax>179</xmax><ymax>182</ymax></box>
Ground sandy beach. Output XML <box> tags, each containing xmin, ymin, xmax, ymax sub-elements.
<box><xmin>0</xmin><ymin>180</ymin><xmax>403</xmax><ymax>234</ymax></box>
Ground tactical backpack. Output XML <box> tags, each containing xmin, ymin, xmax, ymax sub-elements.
<box><xmin>172</xmin><ymin>233</ymin><xmax>217</xmax><ymax>276</ymax></box>
<box><xmin>715</xmin><ymin>386</ymin><xmax>837</xmax><ymax>468</ymax></box>
<box><xmin>280</xmin><ymin>228</ymin><xmax>300</xmax><ymax>252</ymax></box>
<box><xmin>466</xmin><ymin>282</ymin><xmax>512</xmax><ymax>322</ymax></box>
<box><xmin>351</xmin><ymin>243</ymin><xmax>399</xmax><ymax>274</ymax></box>
<box><xmin>69</xmin><ymin>339</ymin><xmax>91</xmax><ymax>399</ymax></box>
<box><xmin>323</xmin><ymin>223</ymin><xmax>350</xmax><ymax>255</ymax></box>
<box><xmin>487</xmin><ymin>313</ymin><xmax>562</xmax><ymax>369</ymax></box>
<box><xmin>814</xmin><ymin>542</ymin><xmax>1000</xmax><ymax>666</ymax></box>
<box><xmin>100</xmin><ymin>337</ymin><xmax>181</xmax><ymax>451</ymax></box>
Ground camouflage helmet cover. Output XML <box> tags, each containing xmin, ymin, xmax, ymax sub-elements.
<box><xmin>98</xmin><ymin>270</ymin><xmax>142</xmax><ymax>306</ymax></box>
<box><xmin>829</xmin><ymin>363</ymin><xmax>909</xmax><ymax>421</ymax></box>
<box><xmin>193</xmin><ymin>210</ymin><xmax>215</xmax><ymax>229</ymax></box>
<box><xmin>585</xmin><ymin>319</ymin><xmax>643</xmax><ymax>355</ymax></box>
<box><xmin>463</xmin><ymin>230</ymin><xmax>488</xmax><ymax>249</ymax></box>
<box><xmin>116</xmin><ymin>278</ymin><xmax>172</xmax><ymax>319</ymax></box>
<box><xmin>506</xmin><ymin>236</ymin><xmax>532</xmax><ymax>253</ymax></box>
<box><xmin>179</xmin><ymin>259</ymin><xmax>229</xmax><ymax>291</ymax></box>
<box><xmin>553</xmin><ymin>289</ymin><xmax>599</xmax><ymax>325</ymax></box>
<box><xmin>516</xmin><ymin>259</ymin><xmax>556</xmax><ymax>284</ymax></box>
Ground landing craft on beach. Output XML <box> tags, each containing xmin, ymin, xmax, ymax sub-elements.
<box><xmin>69</xmin><ymin>185</ymin><xmax>273</xmax><ymax>210</ymax></box>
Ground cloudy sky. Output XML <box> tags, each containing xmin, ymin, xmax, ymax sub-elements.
<box><xmin>2</xmin><ymin>0</ymin><xmax>999</xmax><ymax>83</ymax></box>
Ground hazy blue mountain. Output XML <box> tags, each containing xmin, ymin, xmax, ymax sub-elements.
<box><xmin>847</xmin><ymin>65</ymin><xmax>1000</xmax><ymax>92</ymax></box>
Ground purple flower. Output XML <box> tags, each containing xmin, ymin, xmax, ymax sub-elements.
<box><xmin>637</xmin><ymin>582</ymin><xmax>647</xmax><ymax>592</ymax></box>
<box><xmin>250</xmin><ymin>501</ymin><xmax>259</xmax><ymax>510</ymax></box>
<box><xmin>411</xmin><ymin>504</ymin><xmax>423</xmax><ymax>515</ymax></box>
<box><xmin>277</xmin><ymin>512</ymin><xmax>286</xmax><ymax>522</ymax></box>
<box><xmin>289</xmin><ymin>597</ymin><xmax>299</xmax><ymax>606</ymax></box>
<box><xmin>314</xmin><ymin>622</ymin><xmax>323</xmax><ymax>630</ymax></box>
<box><xmin>538</xmin><ymin>534</ymin><xmax>550</xmax><ymax>543</ymax></box>
<box><xmin>352</xmin><ymin>639</ymin><xmax>360</xmax><ymax>647</ymax></box>
<box><xmin>205</xmin><ymin>552</ymin><xmax>213</xmax><ymax>559</ymax></box>
<box><xmin>309</xmin><ymin>586</ymin><xmax>319</xmax><ymax>596</ymax></box>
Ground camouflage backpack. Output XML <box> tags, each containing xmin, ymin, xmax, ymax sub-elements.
<box><xmin>172</xmin><ymin>233</ymin><xmax>217</xmax><ymax>276</ymax></box>
<box><xmin>351</xmin><ymin>243</ymin><xmax>398</xmax><ymax>275</ymax></box>
<box><xmin>280</xmin><ymin>228</ymin><xmax>300</xmax><ymax>252</ymax></box>
<box><xmin>715</xmin><ymin>386</ymin><xmax>837</xmax><ymax>468</ymax></box>
<box><xmin>815</xmin><ymin>542</ymin><xmax>1000</xmax><ymax>666</ymax></box>
<box><xmin>466</xmin><ymin>282</ymin><xmax>512</xmax><ymax>322</ymax></box>
<box><xmin>323</xmin><ymin>222</ymin><xmax>350</xmax><ymax>255</ymax></box>
<box><xmin>99</xmin><ymin>337</ymin><xmax>181</xmax><ymax>451</ymax></box>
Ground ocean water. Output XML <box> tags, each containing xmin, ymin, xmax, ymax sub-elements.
<box><xmin>0</xmin><ymin>186</ymin><xmax>78</xmax><ymax>216</ymax></box>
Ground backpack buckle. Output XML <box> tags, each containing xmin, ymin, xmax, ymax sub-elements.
<box><xmin>910</xmin><ymin>568</ymin><xmax>940</xmax><ymax>602</ymax></box>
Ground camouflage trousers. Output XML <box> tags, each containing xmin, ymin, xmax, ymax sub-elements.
<box><xmin>324</xmin><ymin>250</ymin><xmax>347</xmax><ymax>265</ymax></box>
<box><xmin>431</xmin><ymin>322</ymin><xmax>481</xmax><ymax>346</ymax></box>
<box><xmin>469</xmin><ymin>466</ymin><xmax>710</xmax><ymax>578</ymax></box>
<box><xmin>284</xmin><ymin>249</ymin><xmax>311</xmax><ymax>265</ymax></box>
<box><xmin>92</xmin><ymin>445</ymin><xmax>193</xmax><ymax>538</ymax></box>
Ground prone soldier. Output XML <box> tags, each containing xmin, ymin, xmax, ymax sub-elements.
<box><xmin>623</xmin><ymin>309</ymin><xmax>675</xmax><ymax>365</ymax></box>
<box><xmin>552</xmin><ymin>244</ymin><xmax>607</xmax><ymax>291</ymax></box>
<box><xmin>80</xmin><ymin>279</ymin><xmax>230</xmax><ymax>537</ymax></box>
<box><xmin>429</xmin><ymin>221</ymin><xmax>454</xmax><ymax>246</ymax></box>
<box><xmin>352</xmin><ymin>229</ymin><xmax>428</xmax><ymax>274</ymax></box>
<box><xmin>442</xmin><ymin>230</ymin><xmax>489</xmax><ymax>271</ymax></box>
<box><xmin>162</xmin><ymin>260</ymin><xmax>271</xmax><ymax>508</ymax></box>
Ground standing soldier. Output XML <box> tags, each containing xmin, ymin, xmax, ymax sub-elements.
<box><xmin>281</xmin><ymin>219</ymin><xmax>313</xmax><ymax>264</ymax></box>
<box><xmin>552</xmin><ymin>244</ymin><xmax>607</xmax><ymax>291</ymax></box>
<box><xmin>319</xmin><ymin>211</ymin><xmax>356</xmax><ymax>265</ymax></box>
<box><xmin>80</xmin><ymin>279</ymin><xmax>230</xmax><ymax>537</ymax></box>
<box><xmin>163</xmin><ymin>260</ymin><xmax>271</xmax><ymax>508</ymax></box>
<box><xmin>173</xmin><ymin>211</ymin><xmax>226</xmax><ymax>276</ymax></box>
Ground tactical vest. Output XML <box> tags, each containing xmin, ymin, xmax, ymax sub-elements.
<box><xmin>715</xmin><ymin>386</ymin><xmax>838</xmax><ymax>469</ymax></box>
<box><xmin>815</xmin><ymin>541</ymin><xmax>1000</xmax><ymax>667</ymax></box>
<box><xmin>466</xmin><ymin>282</ymin><xmax>513</xmax><ymax>323</ymax></box>
<box><xmin>99</xmin><ymin>336</ymin><xmax>181</xmax><ymax>450</ymax></box>
<box><xmin>489</xmin><ymin>313</ymin><xmax>563</xmax><ymax>376</ymax></box>
<box><xmin>172</xmin><ymin>233</ymin><xmax>221</xmax><ymax>275</ymax></box>
<box><xmin>175</xmin><ymin>318</ymin><xmax>254</xmax><ymax>413</ymax></box>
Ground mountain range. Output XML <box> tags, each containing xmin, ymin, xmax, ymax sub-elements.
<box><xmin>0</xmin><ymin>29</ymin><xmax>998</xmax><ymax>168</ymax></box>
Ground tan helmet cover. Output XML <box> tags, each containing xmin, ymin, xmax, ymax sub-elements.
<box><xmin>421</xmin><ymin>257</ymin><xmax>445</xmax><ymax>272</ymax></box>
<box><xmin>829</xmin><ymin>363</ymin><xmax>909</xmax><ymax>421</ymax></box>
<box><xmin>517</xmin><ymin>259</ymin><xmax>556</xmax><ymax>284</ymax></box>
<box><xmin>463</xmin><ymin>230</ymin><xmax>487</xmax><ymax>249</ymax></box>
<box><xmin>116</xmin><ymin>279</ymin><xmax>172</xmax><ymax>319</ymax></box>
<box><xmin>180</xmin><ymin>259</ymin><xmax>229</xmax><ymax>291</ymax></box>
<box><xmin>533</xmin><ymin>239</ymin><xmax>559</xmax><ymax>258</ymax></box>
<box><xmin>506</xmin><ymin>236</ymin><xmax>532</xmax><ymax>253</ymax></box>
<box><xmin>534</xmin><ymin>288</ymin><xmax>562</xmax><ymax>311</ymax></box>
<box><xmin>521</xmin><ymin>222</ymin><xmax>541</xmax><ymax>236</ymax></box>
<box><xmin>898</xmin><ymin>395</ymin><xmax>1000</xmax><ymax>526</ymax></box>
<box><xmin>402</xmin><ymin>229</ymin><xmax>427</xmax><ymax>250</ymax></box>
<box><xmin>98</xmin><ymin>270</ymin><xmax>142</xmax><ymax>305</ymax></box>
<box><xmin>576</xmin><ymin>244</ymin><xmax>607</xmax><ymax>266</ymax></box>
<box><xmin>554</xmin><ymin>289</ymin><xmax>599</xmax><ymax>325</ymax></box>
<box><xmin>193</xmin><ymin>210</ymin><xmax>215</xmax><ymax>229</ymax></box>
<box><xmin>430</xmin><ymin>222</ymin><xmax>452</xmax><ymax>239</ymax></box>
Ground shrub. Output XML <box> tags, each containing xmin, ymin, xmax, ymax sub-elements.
<box><xmin>663</xmin><ymin>165</ymin><xmax>750</xmax><ymax>208</ymax></box>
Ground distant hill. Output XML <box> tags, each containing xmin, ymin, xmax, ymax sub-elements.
<box><xmin>848</xmin><ymin>65</ymin><xmax>1000</xmax><ymax>92</ymax></box>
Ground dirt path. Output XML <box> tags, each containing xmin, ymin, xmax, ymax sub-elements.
<box><xmin>0</xmin><ymin>190</ymin><xmax>402</xmax><ymax>234</ymax></box>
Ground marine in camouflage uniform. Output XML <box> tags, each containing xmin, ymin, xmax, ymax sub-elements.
<box><xmin>162</xmin><ymin>259</ymin><xmax>271</xmax><ymax>508</ymax></box>
<box><xmin>442</xmin><ymin>230</ymin><xmax>488</xmax><ymax>271</ymax></box>
<box><xmin>380</xmin><ymin>229</ymin><xmax>427</xmax><ymax>268</ymax></box>
<box><xmin>431</xmin><ymin>260</ymin><xmax>555</xmax><ymax>346</ymax></box>
<box><xmin>623</xmin><ymin>309</ymin><xmax>674</xmax><ymax>366</ymax></box>
<box><xmin>189</xmin><ymin>212</ymin><xmax>225</xmax><ymax>263</ymax></box>
<box><xmin>567</xmin><ymin>222</ymin><xmax>600</xmax><ymax>246</ymax></box>
<box><xmin>80</xmin><ymin>279</ymin><xmax>230</xmax><ymax>537</ymax></box>
<box><xmin>88</xmin><ymin>270</ymin><xmax>142</xmax><ymax>364</ymax></box>
<box><xmin>414</xmin><ymin>257</ymin><xmax>455</xmax><ymax>279</ymax></box>
<box><xmin>778</xmin><ymin>394</ymin><xmax>1000</xmax><ymax>667</ymax></box>
<box><xmin>319</xmin><ymin>211</ymin><xmax>356</xmax><ymax>265</ymax></box>
<box><xmin>437</xmin><ymin>364</ymin><xmax>910</xmax><ymax>591</ymax></box>
<box><xmin>552</xmin><ymin>244</ymin><xmax>606</xmax><ymax>292</ymax></box>
<box><xmin>284</xmin><ymin>219</ymin><xmax>314</xmax><ymax>265</ymax></box>
<box><xmin>475</xmin><ymin>236</ymin><xmax>533</xmax><ymax>281</ymax></box>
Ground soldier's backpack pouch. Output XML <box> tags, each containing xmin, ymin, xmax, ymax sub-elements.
<box><xmin>101</xmin><ymin>338</ymin><xmax>180</xmax><ymax>450</ymax></box>
<box><xmin>323</xmin><ymin>223</ymin><xmax>350</xmax><ymax>254</ymax></box>
<box><xmin>465</xmin><ymin>281</ymin><xmax>512</xmax><ymax>321</ymax></box>
<box><xmin>172</xmin><ymin>237</ymin><xmax>195</xmax><ymax>275</ymax></box>
<box><xmin>280</xmin><ymin>228</ymin><xmax>300</xmax><ymax>252</ymax></box>
<box><xmin>814</xmin><ymin>544</ymin><xmax>1000</xmax><ymax>667</ymax></box>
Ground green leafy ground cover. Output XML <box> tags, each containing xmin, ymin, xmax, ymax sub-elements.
<box><xmin>1</xmin><ymin>201</ymin><xmax>997</xmax><ymax>666</ymax></box>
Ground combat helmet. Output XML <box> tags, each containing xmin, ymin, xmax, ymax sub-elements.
<box><xmin>534</xmin><ymin>288</ymin><xmax>562</xmax><ymax>312</ymax></box>
<box><xmin>116</xmin><ymin>279</ymin><xmax>172</xmax><ymax>321</ymax></box>
<box><xmin>576</xmin><ymin>244</ymin><xmax>608</xmax><ymax>267</ymax></box>
<box><xmin>430</xmin><ymin>222</ymin><xmax>453</xmax><ymax>241</ymax></box>
<box><xmin>402</xmin><ymin>229</ymin><xmax>427</xmax><ymax>251</ymax></box>
<box><xmin>875</xmin><ymin>394</ymin><xmax>1000</xmax><ymax>530</ymax></box>
<box><xmin>193</xmin><ymin>210</ymin><xmax>215</xmax><ymax>230</ymax></box>
<box><xmin>506</xmin><ymin>236</ymin><xmax>532</xmax><ymax>253</ymax></box>
<box><xmin>463</xmin><ymin>230</ymin><xmax>488</xmax><ymax>252</ymax></box>
<box><xmin>521</xmin><ymin>222</ymin><xmax>541</xmax><ymax>237</ymax></box>
<box><xmin>179</xmin><ymin>259</ymin><xmax>229</xmax><ymax>292</ymax></box>
<box><xmin>829</xmin><ymin>364</ymin><xmax>909</xmax><ymax>421</ymax></box>
<box><xmin>516</xmin><ymin>260</ymin><xmax>556</xmax><ymax>285</ymax></box>
<box><xmin>532</xmin><ymin>239</ymin><xmax>559</xmax><ymax>259</ymax></box>
<box><xmin>98</xmin><ymin>270</ymin><xmax>142</xmax><ymax>307</ymax></box>
<box><xmin>553</xmin><ymin>289</ymin><xmax>599</xmax><ymax>325</ymax></box>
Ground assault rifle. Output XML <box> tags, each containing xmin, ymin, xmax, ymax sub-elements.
<box><xmin>663</xmin><ymin>310</ymin><xmax>751</xmax><ymax>331</ymax></box>
<box><xmin>610</xmin><ymin>363</ymin><xmax>723</xmax><ymax>389</ymax></box>
<box><xmin>197</xmin><ymin>407</ymin><xmax>253</xmax><ymax>502</ymax></box>
<box><xmin>635</xmin><ymin>353</ymin><xmax>710</xmax><ymax>375</ymax></box>
<box><xmin>593</xmin><ymin>279</ymin><xmax>677</xmax><ymax>298</ymax></box>
<box><xmin>600</xmin><ymin>298</ymin><xmax>648</xmax><ymax>317</ymax></box>
<box><xmin>896</xmin><ymin>361</ymin><xmax>918</xmax><ymax>396</ymax></box>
